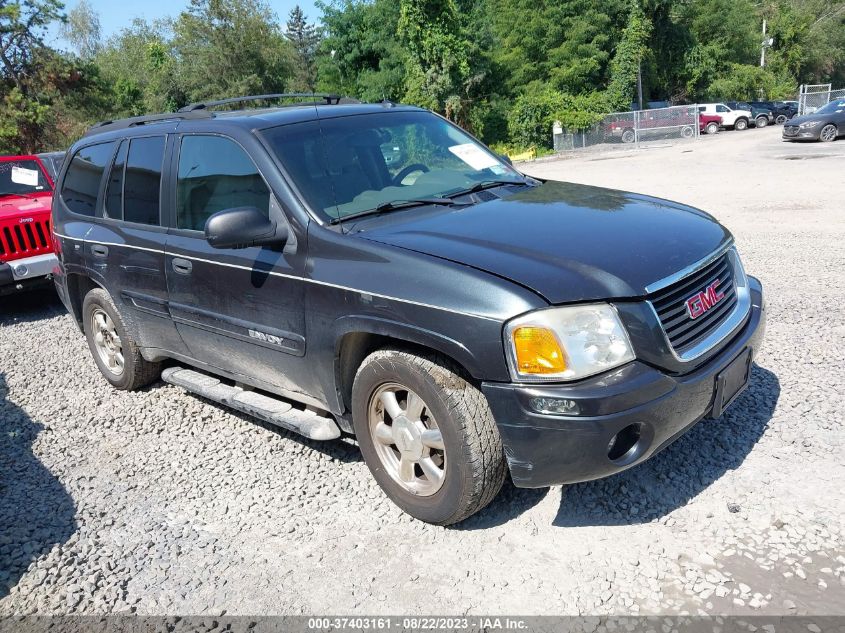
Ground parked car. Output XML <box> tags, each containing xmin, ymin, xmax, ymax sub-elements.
<box><xmin>37</xmin><ymin>151</ymin><xmax>66</xmax><ymax>183</ymax></box>
<box><xmin>750</xmin><ymin>101</ymin><xmax>797</xmax><ymax>124</ymax></box>
<box><xmin>699</xmin><ymin>112</ymin><xmax>722</xmax><ymax>135</ymax></box>
<box><xmin>782</xmin><ymin>98</ymin><xmax>845</xmax><ymax>142</ymax></box>
<box><xmin>52</xmin><ymin>95</ymin><xmax>765</xmax><ymax>525</ymax></box>
<box><xmin>698</xmin><ymin>103</ymin><xmax>751</xmax><ymax>130</ymax></box>
<box><xmin>725</xmin><ymin>101</ymin><xmax>773</xmax><ymax>128</ymax></box>
<box><xmin>606</xmin><ymin>109</ymin><xmax>697</xmax><ymax>143</ymax></box>
<box><xmin>0</xmin><ymin>154</ymin><xmax>58</xmax><ymax>295</ymax></box>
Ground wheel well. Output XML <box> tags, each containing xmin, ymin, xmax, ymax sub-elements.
<box><xmin>66</xmin><ymin>274</ymin><xmax>100</xmax><ymax>329</ymax></box>
<box><xmin>334</xmin><ymin>332</ymin><xmax>474</xmax><ymax>416</ymax></box>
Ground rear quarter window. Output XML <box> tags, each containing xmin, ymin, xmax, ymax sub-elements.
<box><xmin>61</xmin><ymin>142</ymin><xmax>116</xmax><ymax>216</ymax></box>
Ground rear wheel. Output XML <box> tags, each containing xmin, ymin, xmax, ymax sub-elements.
<box><xmin>775</xmin><ymin>114</ymin><xmax>787</xmax><ymax>125</ymax></box>
<box><xmin>681</xmin><ymin>126</ymin><xmax>694</xmax><ymax>139</ymax></box>
<box><xmin>705</xmin><ymin>122</ymin><xmax>720</xmax><ymax>135</ymax></box>
<box><xmin>734</xmin><ymin>118</ymin><xmax>748</xmax><ymax>131</ymax></box>
<box><xmin>352</xmin><ymin>349</ymin><xmax>506</xmax><ymax>525</ymax></box>
<box><xmin>819</xmin><ymin>124</ymin><xmax>838</xmax><ymax>142</ymax></box>
<box><xmin>82</xmin><ymin>288</ymin><xmax>161</xmax><ymax>390</ymax></box>
<box><xmin>621</xmin><ymin>129</ymin><xmax>635</xmax><ymax>144</ymax></box>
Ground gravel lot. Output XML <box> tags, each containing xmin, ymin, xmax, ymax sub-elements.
<box><xmin>1</xmin><ymin>126</ymin><xmax>844</xmax><ymax>616</ymax></box>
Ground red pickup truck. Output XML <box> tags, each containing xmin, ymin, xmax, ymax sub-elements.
<box><xmin>0</xmin><ymin>155</ymin><xmax>58</xmax><ymax>295</ymax></box>
<box><xmin>699</xmin><ymin>113</ymin><xmax>722</xmax><ymax>135</ymax></box>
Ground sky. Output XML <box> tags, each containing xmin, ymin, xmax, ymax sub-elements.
<box><xmin>50</xmin><ymin>0</ymin><xmax>322</xmax><ymax>49</ymax></box>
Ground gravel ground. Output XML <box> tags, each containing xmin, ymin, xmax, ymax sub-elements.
<box><xmin>1</xmin><ymin>126</ymin><xmax>844</xmax><ymax>616</ymax></box>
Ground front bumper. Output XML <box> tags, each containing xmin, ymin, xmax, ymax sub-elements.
<box><xmin>783</xmin><ymin>126</ymin><xmax>820</xmax><ymax>140</ymax></box>
<box><xmin>0</xmin><ymin>253</ymin><xmax>58</xmax><ymax>294</ymax></box>
<box><xmin>483</xmin><ymin>277</ymin><xmax>765</xmax><ymax>488</ymax></box>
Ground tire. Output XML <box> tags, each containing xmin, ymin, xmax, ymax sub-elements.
<box><xmin>351</xmin><ymin>348</ymin><xmax>506</xmax><ymax>525</ymax></box>
<box><xmin>705</xmin><ymin>122</ymin><xmax>720</xmax><ymax>135</ymax></box>
<box><xmin>775</xmin><ymin>114</ymin><xmax>787</xmax><ymax>125</ymax></box>
<box><xmin>82</xmin><ymin>287</ymin><xmax>161</xmax><ymax>390</ymax></box>
<box><xmin>819</xmin><ymin>123</ymin><xmax>838</xmax><ymax>142</ymax></box>
<box><xmin>681</xmin><ymin>126</ymin><xmax>694</xmax><ymax>139</ymax></box>
<box><xmin>755</xmin><ymin>116</ymin><xmax>768</xmax><ymax>128</ymax></box>
<box><xmin>734</xmin><ymin>118</ymin><xmax>748</xmax><ymax>131</ymax></box>
<box><xmin>621</xmin><ymin>129</ymin><xmax>635</xmax><ymax>144</ymax></box>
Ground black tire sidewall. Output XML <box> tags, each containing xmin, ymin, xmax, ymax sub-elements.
<box><xmin>82</xmin><ymin>289</ymin><xmax>135</xmax><ymax>390</ymax></box>
<box><xmin>351</xmin><ymin>354</ymin><xmax>479</xmax><ymax>525</ymax></box>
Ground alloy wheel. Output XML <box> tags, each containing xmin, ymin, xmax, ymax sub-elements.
<box><xmin>91</xmin><ymin>308</ymin><xmax>125</xmax><ymax>376</ymax></box>
<box><xmin>368</xmin><ymin>383</ymin><xmax>446</xmax><ymax>496</ymax></box>
<box><xmin>820</xmin><ymin>124</ymin><xmax>838</xmax><ymax>142</ymax></box>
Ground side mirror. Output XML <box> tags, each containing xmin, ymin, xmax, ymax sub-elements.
<box><xmin>204</xmin><ymin>207</ymin><xmax>288</xmax><ymax>250</ymax></box>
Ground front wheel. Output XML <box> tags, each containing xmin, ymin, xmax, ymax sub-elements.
<box><xmin>819</xmin><ymin>124</ymin><xmax>838</xmax><ymax>142</ymax></box>
<box><xmin>756</xmin><ymin>116</ymin><xmax>769</xmax><ymax>128</ymax></box>
<box><xmin>621</xmin><ymin>129</ymin><xmax>635</xmax><ymax>144</ymax></box>
<box><xmin>351</xmin><ymin>349</ymin><xmax>506</xmax><ymax>525</ymax></box>
<box><xmin>681</xmin><ymin>126</ymin><xmax>694</xmax><ymax>139</ymax></box>
<box><xmin>705</xmin><ymin>122</ymin><xmax>720</xmax><ymax>135</ymax></box>
<box><xmin>83</xmin><ymin>288</ymin><xmax>161</xmax><ymax>390</ymax></box>
<box><xmin>734</xmin><ymin>118</ymin><xmax>748</xmax><ymax>131</ymax></box>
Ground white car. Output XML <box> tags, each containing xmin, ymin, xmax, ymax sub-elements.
<box><xmin>698</xmin><ymin>103</ymin><xmax>752</xmax><ymax>131</ymax></box>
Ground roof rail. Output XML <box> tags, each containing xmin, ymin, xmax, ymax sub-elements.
<box><xmin>178</xmin><ymin>93</ymin><xmax>350</xmax><ymax>112</ymax></box>
<box><xmin>85</xmin><ymin>110</ymin><xmax>213</xmax><ymax>136</ymax></box>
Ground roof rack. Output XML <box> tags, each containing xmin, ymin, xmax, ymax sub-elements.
<box><xmin>85</xmin><ymin>110</ymin><xmax>213</xmax><ymax>136</ymax></box>
<box><xmin>178</xmin><ymin>93</ymin><xmax>350</xmax><ymax>112</ymax></box>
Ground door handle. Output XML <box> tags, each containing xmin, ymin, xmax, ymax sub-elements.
<box><xmin>91</xmin><ymin>245</ymin><xmax>109</xmax><ymax>258</ymax></box>
<box><xmin>172</xmin><ymin>258</ymin><xmax>193</xmax><ymax>275</ymax></box>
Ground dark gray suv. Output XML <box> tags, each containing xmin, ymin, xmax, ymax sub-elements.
<box><xmin>52</xmin><ymin>95</ymin><xmax>765</xmax><ymax>524</ymax></box>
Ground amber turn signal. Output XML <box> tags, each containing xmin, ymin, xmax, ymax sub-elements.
<box><xmin>512</xmin><ymin>326</ymin><xmax>567</xmax><ymax>374</ymax></box>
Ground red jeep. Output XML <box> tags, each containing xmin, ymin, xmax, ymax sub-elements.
<box><xmin>0</xmin><ymin>155</ymin><xmax>58</xmax><ymax>295</ymax></box>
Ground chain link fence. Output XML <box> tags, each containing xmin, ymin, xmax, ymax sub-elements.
<box><xmin>798</xmin><ymin>84</ymin><xmax>845</xmax><ymax>115</ymax></box>
<box><xmin>554</xmin><ymin>105</ymin><xmax>701</xmax><ymax>152</ymax></box>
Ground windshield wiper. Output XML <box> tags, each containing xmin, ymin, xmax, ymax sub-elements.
<box><xmin>330</xmin><ymin>197</ymin><xmax>460</xmax><ymax>225</ymax></box>
<box><xmin>445</xmin><ymin>179</ymin><xmax>528</xmax><ymax>199</ymax></box>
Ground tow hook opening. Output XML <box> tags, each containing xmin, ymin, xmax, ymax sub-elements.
<box><xmin>607</xmin><ymin>423</ymin><xmax>642</xmax><ymax>463</ymax></box>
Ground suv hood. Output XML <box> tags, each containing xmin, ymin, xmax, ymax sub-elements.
<box><xmin>357</xmin><ymin>180</ymin><xmax>731</xmax><ymax>304</ymax></box>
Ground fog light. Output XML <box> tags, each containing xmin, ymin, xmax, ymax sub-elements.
<box><xmin>13</xmin><ymin>264</ymin><xmax>28</xmax><ymax>277</ymax></box>
<box><xmin>529</xmin><ymin>397</ymin><xmax>579</xmax><ymax>415</ymax></box>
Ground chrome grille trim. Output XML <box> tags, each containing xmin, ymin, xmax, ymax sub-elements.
<box><xmin>646</xmin><ymin>247</ymin><xmax>751</xmax><ymax>363</ymax></box>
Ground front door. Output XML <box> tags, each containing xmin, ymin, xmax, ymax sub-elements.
<box><xmin>164</xmin><ymin>134</ymin><xmax>309</xmax><ymax>397</ymax></box>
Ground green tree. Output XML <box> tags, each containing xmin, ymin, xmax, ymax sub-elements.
<box><xmin>285</xmin><ymin>5</ymin><xmax>321</xmax><ymax>92</ymax></box>
<box><xmin>172</xmin><ymin>0</ymin><xmax>293</xmax><ymax>104</ymax></box>
<box><xmin>605</xmin><ymin>1</ymin><xmax>652</xmax><ymax>110</ymax></box>
<box><xmin>60</xmin><ymin>0</ymin><xmax>101</xmax><ymax>59</ymax></box>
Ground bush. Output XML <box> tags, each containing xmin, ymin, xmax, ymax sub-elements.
<box><xmin>705</xmin><ymin>64</ymin><xmax>797</xmax><ymax>101</ymax></box>
<box><xmin>506</xmin><ymin>87</ymin><xmax>610</xmax><ymax>149</ymax></box>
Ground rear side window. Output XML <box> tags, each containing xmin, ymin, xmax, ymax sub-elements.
<box><xmin>176</xmin><ymin>135</ymin><xmax>270</xmax><ymax>231</ymax></box>
<box><xmin>104</xmin><ymin>141</ymin><xmax>128</xmax><ymax>220</ymax></box>
<box><xmin>61</xmin><ymin>142</ymin><xmax>115</xmax><ymax>216</ymax></box>
<box><xmin>123</xmin><ymin>136</ymin><xmax>165</xmax><ymax>225</ymax></box>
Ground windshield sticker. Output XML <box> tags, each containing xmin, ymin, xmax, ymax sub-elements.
<box><xmin>11</xmin><ymin>166</ymin><xmax>39</xmax><ymax>187</ymax></box>
<box><xmin>448</xmin><ymin>143</ymin><xmax>500</xmax><ymax>171</ymax></box>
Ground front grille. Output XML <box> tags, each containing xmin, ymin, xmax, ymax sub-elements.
<box><xmin>648</xmin><ymin>253</ymin><xmax>738</xmax><ymax>354</ymax></box>
<box><xmin>783</xmin><ymin>125</ymin><xmax>799</xmax><ymax>136</ymax></box>
<box><xmin>0</xmin><ymin>218</ymin><xmax>52</xmax><ymax>260</ymax></box>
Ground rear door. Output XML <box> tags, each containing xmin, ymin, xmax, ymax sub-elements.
<box><xmin>164</xmin><ymin>133</ymin><xmax>309</xmax><ymax>396</ymax></box>
<box><xmin>82</xmin><ymin>134</ymin><xmax>187</xmax><ymax>354</ymax></box>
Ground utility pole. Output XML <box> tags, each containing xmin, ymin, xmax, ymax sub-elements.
<box><xmin>760</xmin><ymin>19</ymin><xmax>773</xmax><ymax>67</ymax></box>
<box><xmin>637</xmin><ymin>61</ymin><xmax>644</xmax><ymax>111</ymax></box>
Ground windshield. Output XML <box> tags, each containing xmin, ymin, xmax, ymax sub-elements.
<box><xmin>0</xmin><ymin>159</ymin><xmax>51</xmax><ymax>197</ymax></box>
<box><xmin>816</xmin><ymin>99</ymin><xmax>845</xmax><ymax>114</ymax></box>
<box><xmin>260</xmin><ymin>111</ymin><xmax>524</xmax><ymax>221</ymax></box>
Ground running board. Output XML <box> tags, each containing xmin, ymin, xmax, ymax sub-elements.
<box><xmin>161</xmin><ymin>367</ymin><xmax>341</xmax><ymax>441</ymax></box>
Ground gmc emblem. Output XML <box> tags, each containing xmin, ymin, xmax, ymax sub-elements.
<box><xmin>685</xmin><ymin>279</ymin><xmax>725</xmax><ymax>320</ymax></box>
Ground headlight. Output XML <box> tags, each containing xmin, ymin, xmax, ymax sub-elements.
<box><xmin>504</xmin><ymin>303</ymin><xmax>635</xmax><ymax>382</ymax></box>
<box><xmin>799</xmin><ymin>120</ymin><xmax>822</xmax><ymax>129</ymax></box>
